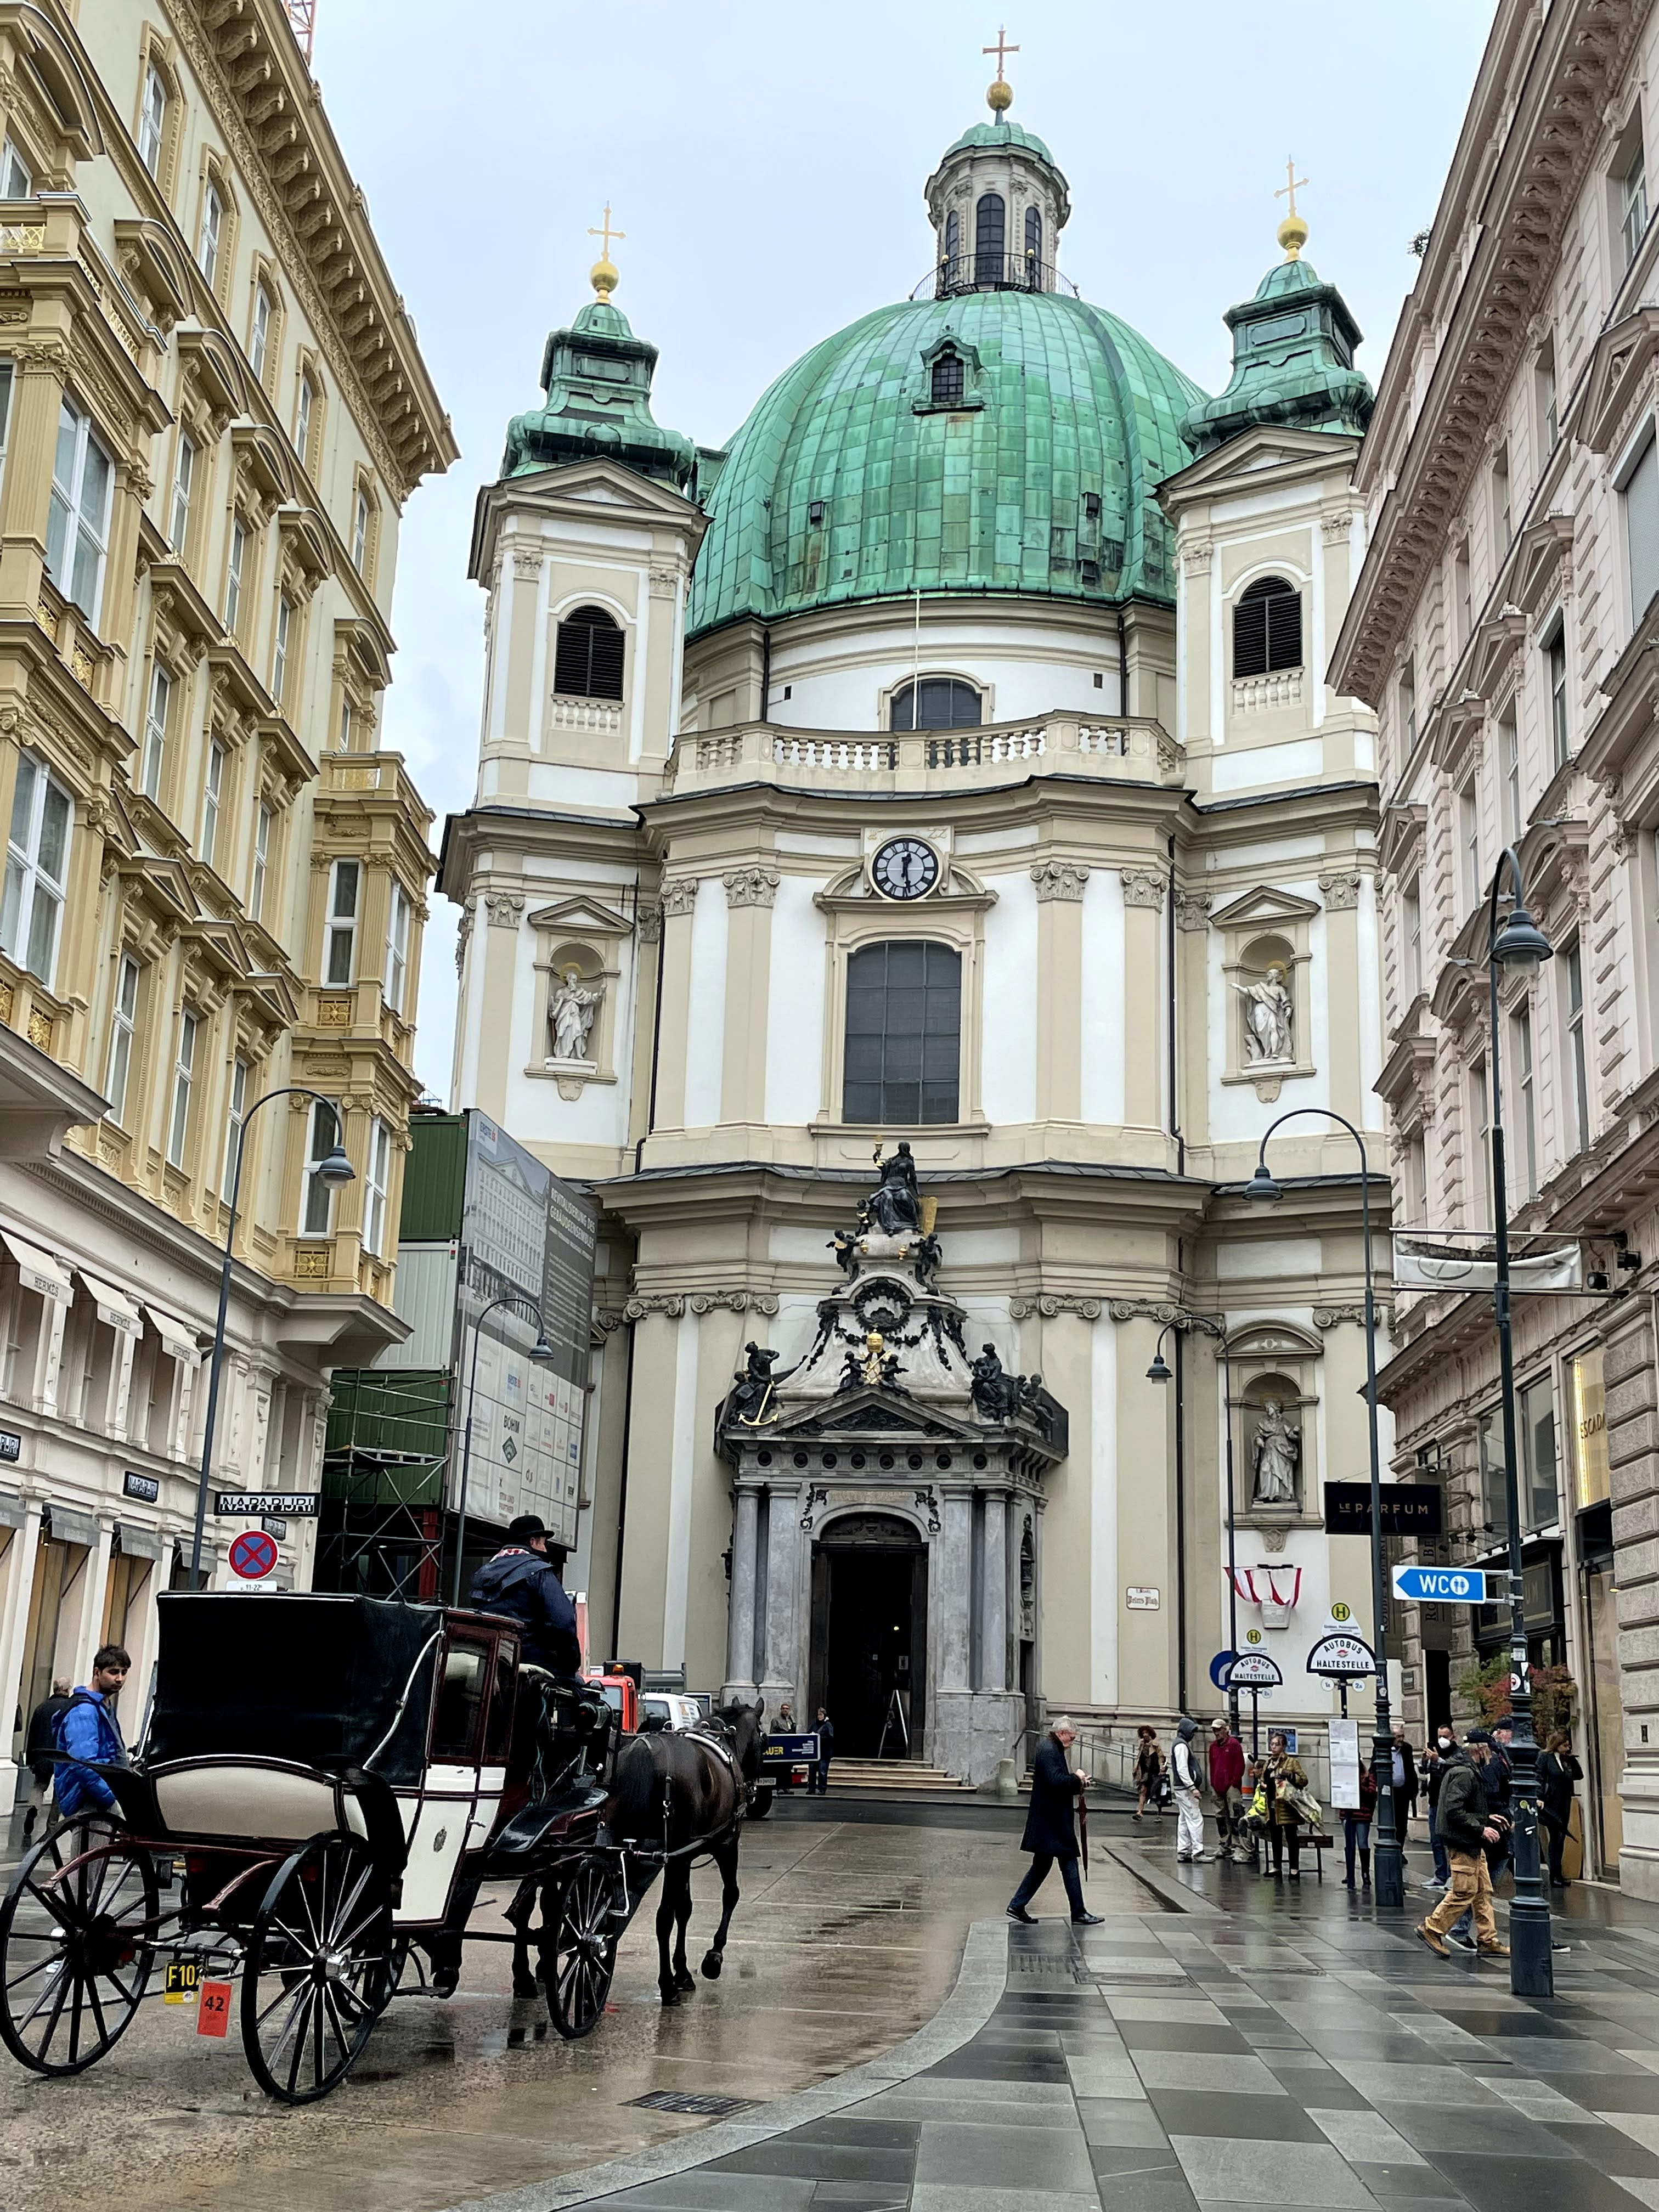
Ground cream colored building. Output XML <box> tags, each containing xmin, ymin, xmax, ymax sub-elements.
<box><xmin>0</xmin><ymin>0</ymin><xmax>453</xmax><ymax>1811</ymax></box>
<box><xmin>1332</xmin><ymin>0</ymin><xmax>1659</xmax><ymax>1892</ymax></box>
<box><xmin>445</xmin><ymin>93</ymin><xmax>1399</xmax><ymax>1779</ymax></box>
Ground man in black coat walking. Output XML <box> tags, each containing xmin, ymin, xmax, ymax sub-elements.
<box><xmin>1007</xmin><ymin>1716</ymin><xmax>1103</xmax><ymax>1926</ymax></box>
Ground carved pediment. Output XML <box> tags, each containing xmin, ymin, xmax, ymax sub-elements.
<box><xmin>761</xmin><ymin>1386</ymin><xmax>980</xmax><ymax>1444</ymax></box>
<box><xmin>1430</xmin><ymin>686</ymin><xmax>1488</xmax><ymax>778</ymax></box>
<box><xmin>1467</xmin><ymin>605</ymin><xmax>1527</xmax><ymax>706</ymax></box>
<box><xmin>1378</xmin><ymin>803</ymin><xmax>1427</xmax><ymax>876</ymax></box>
<box><xmin>1208</xmin><ymin>884</ymin><xmax>1323</xmax><ymax>930</ymax></box>
<box><xmin>1565</xmin><ymin>305</ymin><xmax>1659</xmax><ymax>455</ymax></box>
<box><xmin>1511</xmin><ymin>512</ymin><xmax>1574</xmax><ymax>617</ymax></box>
<box><xmin>1224</xmin><ymin>1319</ymin><xmax>1323</xmax><ymax>1361</ymax></box>
<box><xmin>526</xmin><ymin>894</ymin><xmax>635</xmax><ymax>940</ymax></box>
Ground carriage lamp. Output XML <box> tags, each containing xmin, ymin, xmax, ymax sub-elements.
<box><xmin>1490</xmin><ymin>900</ymin><xmax>1553</xmax><ymax>973</ymax></box>
<box><xmin>1242</xmin><ymin>1163</ymin><xmax>1283</xmax><ymax>1204</ymax></box>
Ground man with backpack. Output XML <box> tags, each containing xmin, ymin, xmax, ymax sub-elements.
<box><xmin>1171</xmin><ymin>1715</ymin><xmax>1207</xmax><ymax>1863</ymax></box>
<box><xmin>19</xmin><ymin>1678</ymin><xmax>72</xmax><ymax>1841</ymax></box>
<box><xmin>54</xmin><ymin>1646</ymin><xmax>131</xmax><ymax>1820</ymax></box>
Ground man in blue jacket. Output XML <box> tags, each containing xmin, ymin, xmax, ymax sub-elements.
<box><xmin>1007</xmin><ymin>1716</ymin><xmax>1103</xmax><ymax>1926</ymax></box>
<box><xmin>54</xmin><ymin>1645</ymin><xmax>131</xmax><ymax>1820</ymax></box>
<box><xmin>469</xmin><ymin>1515</ymin><xmax>582</xmax><ymax>1678</ymax></box>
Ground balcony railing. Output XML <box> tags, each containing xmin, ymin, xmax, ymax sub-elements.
<box><xmin>910</xmin><ymin>255</ymin><xmax>1081</xmax><ymax>302</ymax></box>
<box><xmin>665</xmin><ymin>713</ymin><xmax>1182</xmax><ymax>794</ymax></box>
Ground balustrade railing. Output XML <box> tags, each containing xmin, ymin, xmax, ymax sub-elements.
<box><xmin>667</xmin><ymin>713</ymin><xmax>1180</xmax><ymax>791</ymax></box>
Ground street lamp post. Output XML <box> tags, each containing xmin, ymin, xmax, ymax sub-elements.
<box><xmin>1146</xmin><ymin>1316</ymin><xmax>1240</xmax><ymax>1734</ymax></box>
<box><xmin>1242</xmin><ymin>1105</ymin><xmax>1403</xmax><ymax>1910</ymax></box>
<box><xmin>450</xmin><ymin>1291</ymin><xmax>556</xmax><ymax>1605</ymax></box>
<box><xmin>189</xmin><ymin>1089</ymin><xmax>354</xmax><ymax>1589</ymax></box>
<box><xmin>1483</xmin><ymin>845</ymin><xmax>1557</xmax><ymax>1999</ymax></box>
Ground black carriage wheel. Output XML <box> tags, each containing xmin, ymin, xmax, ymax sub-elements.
<box><xmin>0</xmin><ymin>1815</ymin><xmax>160</xmax><ymax>2076</ymax></box>
<box><xmin>240</xmin><ymin>1832</ymin><xmax>392</xmax><ymax>2104</ymax></box>
<box><xmin>544</xmin><ymin>1857</ymin><xmax>618</xmax><ymax>2040</ymax></box>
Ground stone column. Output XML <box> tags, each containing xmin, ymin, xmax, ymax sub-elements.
<box><xmin>759</xmin><ymin>1478</ymin><xmax>800</xmax><ymax>1712</ymax></box>
<box><xmin>721</xmin><ymin>869</ymin><xmax>778</xmax><ymax>1127</ymax></box>
<box><xmin>938</xmin><ymin>1489</ymin><xmax>973</xmax><ymax>1692</ymax></box>
<box><xmin>981</xmin><ymin>1490</ymin><xmax>1009</xmax><ymax>1694</ymax></box>
<box><xmin>725</xmin><ymin>1485</ymin><xmax>760</xmax><ymax>1700</ymax></box>
<box><xmin>1119</xmin><ymin>866</ymin><xmax>1166</xmax><ymax>1132</ymax></box>
<box><xmin>1032</xmin><ymin>861</ymin><xmax>1087</xmax><ymax>1124</ymax></box>
<box><xmin>651</xmin><ymin>879</ymin><xmax>699</xmax><ymax>1131</ymax></box>
<box><xmin>1319</xmin><ymin>870</ymin><xmax>1364</xmax><ymax>1126</ymax></box>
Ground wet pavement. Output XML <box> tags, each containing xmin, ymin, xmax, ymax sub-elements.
<box><xmin>0</xmin><ymin>1802</ymin><xmax>1153</xmax><ymax>2211</ymax></box>
<box><xmin>527</xmin><ymin>1812</ymin><xmax>1659</xmax><ymax>2212</ymax></box>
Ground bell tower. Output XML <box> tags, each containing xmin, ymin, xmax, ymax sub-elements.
<box><xmin>923</xmin><ymin>45</ymin><xmax>1071</xmax><ymax>296</ymax></box>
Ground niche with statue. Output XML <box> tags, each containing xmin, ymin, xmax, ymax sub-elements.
<box><xmin>1225</xmin><ymin>1322</ymin><xmax>1323</xmax><ymax>1543</ymax></box>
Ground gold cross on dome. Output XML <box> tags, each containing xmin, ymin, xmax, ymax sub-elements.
<box><xmin>588</xmin><ymin>205</ymin><xmax>625</xmax><ymax>259</ymax></box>
<box><xmin>1275</xmin><ymin>160</ymin><xmax>1309</xmax><ymax>219</ymax></box>
<box><xmin>983</xmin><ymin>26</ymin><xmax>1019</xmax><ymax>81</ymax></box>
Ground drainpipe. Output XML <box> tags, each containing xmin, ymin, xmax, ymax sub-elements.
<box><xmin>610</xmin><ymin>1314</ymin><xmax>638</xmax><ymax>1659</ymax></box>
<box><xmin>635</xmin><ymin>878</ymin><xmax>667</xmax><ymax>1175</ymax></box>
<box><xmin>759</xmin><ymin>623</ymin><xmax>772</xmax><ymax>722</ymax></box>
<box><xmin>1116</xmin><ymin>605</ymin><xmax>1128</xmax><ymax>718</ymax></box>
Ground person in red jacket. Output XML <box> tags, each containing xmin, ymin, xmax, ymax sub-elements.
<box><xmin>1208</xmin><ymin>1718</ymin><xmax>1248</xmax><ymax>1863</ymax></box>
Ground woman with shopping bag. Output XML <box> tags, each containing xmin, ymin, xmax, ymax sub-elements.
<box><xmin>1265</xmin><ymin>1731</ymin><xmax>1313</xmax><ymax>1880</ymax></box>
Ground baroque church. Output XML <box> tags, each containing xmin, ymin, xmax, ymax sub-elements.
<box><xmin>441</xmin><ymin>70</ymin><xmax>1397</xmax><ymax>1781</ymax></box>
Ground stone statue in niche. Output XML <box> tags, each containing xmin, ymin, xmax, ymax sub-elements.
<box><xmin>1235</xmin><ymin>963</ymin><xmax>1294</xmax><ymax>1065</ymax></box>
<box><xmin>861</xmin><ymin>1141</ymin><xmax>923</xmax><ymax>1237</ymax></box>
<box><xmin>1251</xmin><ymin>1398</ymin><xmax>1302</xmax><ymax>1506</ymax></box>
<box><xmin>549</xmin><ymin>966</ymin><xmax>602</xmax><ymax>1062</ymax></box>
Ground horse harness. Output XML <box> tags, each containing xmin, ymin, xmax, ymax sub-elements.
<box><xmin>650</xmin><ymin>1726</ymin><xmax>748</xmax><ymax>1864</ymax></box>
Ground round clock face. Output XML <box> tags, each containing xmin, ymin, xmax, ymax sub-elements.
<box><xmin>871</xmin><ymin>837</ymin><xmax>941</xmax><ymax>901</ymax></box>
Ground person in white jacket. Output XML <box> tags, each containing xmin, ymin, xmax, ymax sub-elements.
<box><xmin>1171</xmin><ymin>1716</ymin><xmax>1207</xmax><ymax>1863</ymax></box>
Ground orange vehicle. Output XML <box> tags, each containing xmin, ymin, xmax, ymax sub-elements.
<box><xmin>583</xmin><ymin>1666</ymin><xmax>640</xmax><ymax>1735</ymax></box>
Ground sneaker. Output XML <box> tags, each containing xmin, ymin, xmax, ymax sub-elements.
<box><xmin>1006</xmin><ymin>1905</ymin><xmax>1037</xmax><ymax>1924</ymax></box>
<box><xmin>1443</xmin><ymin>1930</ymin><xmax>1478</xmax><ymax>1954</ymax></box>
<box><xmin>1176</xmin><ymin>1853</ymin><xmax>1192</xmax><ymax>1863</ymax></box>
<box><xmin>1415</xmin><ymin>1922</ymin><xmax>1451</xmax><ymax>1959</ymax></box>
<box><xmin>1071</xmin><ymin>1911</ymin><xmax>1104</xmax><ymax>1926</ymax></box>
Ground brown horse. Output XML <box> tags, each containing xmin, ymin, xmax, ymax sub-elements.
<box><xmin>603</xmin><ymin>1697</ymin><xmax>765</xmax><ymax>2005</ymax></box>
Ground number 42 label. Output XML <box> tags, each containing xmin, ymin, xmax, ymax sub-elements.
<box><xmin>196</xmin><ymin>1980</ymin><xmax>233</xmax><ymax>2038</ymax></box>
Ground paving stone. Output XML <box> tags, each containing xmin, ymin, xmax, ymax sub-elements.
<box><xmin>1169</xmin><ymin>2133</ymin><xmax>1383</xmax><ymax>2207</ymax></box>
<box><xmin>913</xmin><ymin>2117</ymin><xmax>1097</xmax><ymax>2193</ymax></box>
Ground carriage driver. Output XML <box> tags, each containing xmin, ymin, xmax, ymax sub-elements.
<box><xmin>469</xmin><ymin>1515</ymin><xmax>582</xmax><ymax>1679</ymax></box>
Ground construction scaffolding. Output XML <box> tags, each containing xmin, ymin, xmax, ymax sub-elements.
<box><xmin>318</xmin><ymin>1370</ymin><xmax>451</xmax><ymax>1599</ymax></box>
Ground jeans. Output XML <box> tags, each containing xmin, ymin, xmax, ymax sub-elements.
<box><xmin>1009</xmin><ymin>1852</ymin><xmax>1086</xmax><ymax>1918</ymax></box>
<box><xmin>1343</xmin><ymin>1820</ymin><xmax>1372</xmax><ymax>1882</ymax></box>
<box><xmin>1429</xmin><ymin>1804</ymin><xmax>1448</xmax><ymax>1885</ymax></box>
<box><xmin>812</xmin><ymin>1756</ymin><xmax>832</xmax><ymax>1795</ymax></box>
<box><xmin>1543</xmin><ymin>1812</ymin><xmax>1567</xmax><ymax>1882</ymax></box>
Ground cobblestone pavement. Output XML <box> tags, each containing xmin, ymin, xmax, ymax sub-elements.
<box><xmin>0</xmin><ymin>1805</ymin><xmax>1152</xmax><ymax>2212</ymax></box>
<box><xmin>536</xmin><ymin>1819</ymin><xmax>1659</xmax><ymax>2212</ymax></box>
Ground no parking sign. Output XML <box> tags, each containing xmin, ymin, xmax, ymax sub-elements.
<box><xmin>228</xmin><ymin>1528</ymin><xmax>278</xmax><ymax>1581</ymax></box>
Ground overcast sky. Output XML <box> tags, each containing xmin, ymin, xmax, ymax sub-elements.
<box><xmin>311</xmin><ymin>2</ymin><xmax>1496</xmax><ymax>1099</ymax></box>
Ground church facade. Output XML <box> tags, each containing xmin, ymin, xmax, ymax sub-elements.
<box><xmin>442</xmin><ymin>88</ymin><xmax>1401</xmax><ymax>1779</ymax></box>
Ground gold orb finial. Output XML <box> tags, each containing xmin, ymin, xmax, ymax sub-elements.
<box><xmin>587</xmin><ymin>204</ymin><xmax>625</xmax><ymax>303</ymax></box>
<box><xmin>1273</xmin><ymin>160</ymin><xmax>1309</xmax><ymax>261</ymax></box>
<box><xmin>983</xmin><ymin>25</ymin><xmax>1018</xmax><ymax>112</ymax></box>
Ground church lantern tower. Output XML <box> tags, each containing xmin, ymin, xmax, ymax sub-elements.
<box><xmin>923</xmin><ymin>41</ymin><xmax>1071</xmax><ymax>295</ymax></box>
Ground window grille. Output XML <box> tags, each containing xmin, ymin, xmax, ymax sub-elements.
<box><xmin>553</xmin><ymin>605</ymin><xmax>625</xmax><ymax>699</ymax></box>
<box><xmin>890</xmin><ymin>677</ymin><xmax>981</xmax><ymax>732</ymax></box>
<box><xmin>930</xmin><ymin>348</ymin><xmax>965</xmax><ymax>407</ymax></box>
<box><xmin>843</xmin><ymin>940</ymin><xmax>961</xmax><ymax>1125</ymax></box>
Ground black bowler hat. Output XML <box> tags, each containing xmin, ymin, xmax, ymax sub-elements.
<box><xmin>508</xmin><ymin>1514</ymin><xmax>548</xmax><ymax>1544</ymax></box>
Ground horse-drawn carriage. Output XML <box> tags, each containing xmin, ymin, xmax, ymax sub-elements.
<box><xmin>0</xmin><ymin>1591</ymin><xmax>752</xmax><ymax>2104</ymax></box>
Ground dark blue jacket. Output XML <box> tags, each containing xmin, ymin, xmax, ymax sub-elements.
<box><xmin>55</xmin><ymin>1688</ymin><xmax>127</xmax><ymax>1815</ymax></box>
<box><xmin>469</xmin><ymin>1547</ymin><xmax>581</xmax><ymax>1677</ymax></box>
<box><xmin>1020</xmin><ymin>1733</ymin><xmax>1083</xmax><ymax>1859</ymax></box>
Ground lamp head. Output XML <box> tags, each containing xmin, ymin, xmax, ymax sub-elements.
<box><xmin>1491</xmin><ymin>901</ymin><xmax>1554</xmax><ymax>974</ymax></box>
<box><xmin>317</xmin><ymin>1140</ymin><xmax>354</xmax><ymax>1186</ymax></box>
<box><xmin>1146</xmin><ymin>1351</ymin><xmax>1172</xmax><ymax>1385</ymax></box>
<box><xmin>530</xmin><ymin>1333</ymin><xmax>556</xmax><ymax>1364</ymax></box>
<box><xmin>1242</xmin><ymin>1163</ymin><xmax>1283</xmax><ymax>1205</ymax></box>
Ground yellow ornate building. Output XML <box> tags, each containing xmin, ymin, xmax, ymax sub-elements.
<box><xmin>0</xmin><ymin>0</ymin><xmax>453</xmax><ymax>1809</ymax></box>
<box><xmin>445</xmin><ymin>84</ymin><xmax>1403</xmax><ymax>1784</ymax></box>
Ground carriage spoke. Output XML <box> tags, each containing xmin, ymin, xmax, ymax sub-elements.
<box><xmin>16</xmin><ymin>1956</ymin><xmax>71</xmax><ymax>2034</ymax></box>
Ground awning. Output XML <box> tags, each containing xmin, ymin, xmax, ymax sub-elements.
<box><xmin>0</xmin><ymin>1492</ymin><xmax>26</xmax><ymax>1531</ymax></box>
<box><xmin>173</xmin><ymin>1536</ymin><xmax>217</xmax><ymax>1573</ymax></box>
<box><xmin>1</xmin><ymin>1229</ymin><xmax>73</xmax><ymax>1305</ymax></box>
<box><xmin>47</xmin><ymin>1504</ymin><xmax>97</xmax><ymax>1549</ymax></box>
<box><xmin>145</xmin><ymin>1305</ymin><xmax>204</xmax><ymax>1364</ymax></box>
<box><xmin>77</xmin><ymin>1269</ymin><xmax>143</xmax><ymax>1337</ymax></box>
<box><xmin>114</xmin><ymin>1520</ymin><xmax>164</xmax><ymax>1561</ymax></box>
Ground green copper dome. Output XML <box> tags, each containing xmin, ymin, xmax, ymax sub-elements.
<box><xmin>939</xmin><ymin>118</ymin><xmax>1061</xmax><ymax>171</ymax></box>
<box><xmin>501</xmin><ymin>297</ymin><xmax>698</xmax><ymax>492</ymax></box>
<box><xmin>1179</xmin><ymin>254</ymin><xmax>1373</xmax><ymax>457</ymax></box>
<box><xmin>687</xmin><ymin>289</ymin><xmax>1206</xmax><ymax>640</ymax></box>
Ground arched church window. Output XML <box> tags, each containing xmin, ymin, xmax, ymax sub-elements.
<box><xmin>1024</xmin><ymin>204</ymin><xmax>1042</xmax><ymax>281</ymax></box>
<box><xmin>553</xmin><ymin>603</ymin><xmax>625</xmax><ymax>699</ymax></box>
<box><xmin>974</xmin><ymin>192</ymin><xmax>1006</xmax><ymax>284</ymax></box>
<box><xmin>943</xmin><ymin>208</ymin><xmax>961</xmax><ymax>288</ymax></box>
<box><xmin>1233</xmin><ymin>575</ymin><xmax>1302</xmax><ymax>678</ymax></box>
<box><xmin>930</xmin><ymin>348</ymin><xmax>966</xmax><ymax>408</ymax></box>
<box><xmin>843</xmin><ymin>940</ymin><xmax>961</xmax><ymax>1126</ymax></box>
<box><xmin>890</xmin><ymin>676</ymin><xmax>982</xmax><ymax>732</ymax></box>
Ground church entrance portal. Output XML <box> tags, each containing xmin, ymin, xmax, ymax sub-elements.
<box><xmin>809</xmin><ymin>1514</ymin><xmax>927</xmax><ymax>1758</ymax></box>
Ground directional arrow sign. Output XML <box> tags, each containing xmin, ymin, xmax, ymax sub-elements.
<box><xmin>1227</xmin><ymin>1652</ymin><xmax>1284</xmax><ymax>1688</ymax></box>
<box><xmin>1209</xmin><ymin>1650</ymin><xmax>1238</xmax><ymax>1690</ymax></box>
<box><xmin>1390</xmin><ymin>1564</ymin><xmax>1492</xmax><ymax>1604</ymax></box>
